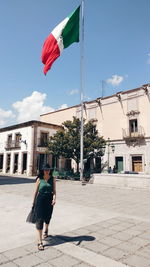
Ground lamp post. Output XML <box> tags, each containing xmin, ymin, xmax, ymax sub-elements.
<box><xmin>107</xmin><ymin>138</ymin><xmax>115</xmax><ymax>173</ymax></box>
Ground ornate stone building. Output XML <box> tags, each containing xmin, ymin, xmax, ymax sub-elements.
<box><xmin>40</xmin><ymin>84</ymin><xmax>150</xmax><ymax>174</ymax></box>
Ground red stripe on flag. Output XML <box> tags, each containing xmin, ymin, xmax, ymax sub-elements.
<box><xmin>41</xmin><ymin>34</ymin><xmax>60</xmax><ymax>75</ymax></box>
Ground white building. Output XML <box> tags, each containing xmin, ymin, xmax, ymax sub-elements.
<box><xmin>0</xmin><ymin>120</ymin><xmax>62</xmax><ymax>176</ymax></box>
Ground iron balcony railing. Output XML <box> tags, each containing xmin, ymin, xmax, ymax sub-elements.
<box><xmin>122</xmin><ymin>126</ymin><xmax>145</xmax><ymax>139</ymax></box>
<box><xmin>37</xmin><ymin>138</ymin><xmax>48</xmax><ymax>147</ymax></box>
<box><xmin>5</xmin><ymin>140</ymin><xmax>21</xmax><ymax>149</ymax></box>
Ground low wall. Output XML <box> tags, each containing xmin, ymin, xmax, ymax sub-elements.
<box><xmin>93</xmin><ymin>173</ymin><xmax>150</xmax><ymax>190</ymax></box>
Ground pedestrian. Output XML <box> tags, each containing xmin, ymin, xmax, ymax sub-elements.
<box><xmin>108</xmin><ymin>166</ymin><xmax>112</xmax><ymax>173</ymax></box>
<box><xmin>113</xmin><ymin>165</ymin><xmax>117</xmax><ymax>173</ymax></box>
<box><xmin>32</xmin><ymin>163</ymin><xmax>56</xmax><ymax>251</ymax></box>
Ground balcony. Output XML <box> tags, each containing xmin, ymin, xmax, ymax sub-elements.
<box><xmin>122</xmin><ymin>126</ymin><xmax>145</xmax><ymax>140</ymax></box>
<box><xmin>37</xmin><ymin>138</ymin><xmax>48</xmax><ymax>147</ymax></box>
<box><xmin>5</xmin><ymin>140</ymin><xmax>21</xmax><ymax>150</ymax></box>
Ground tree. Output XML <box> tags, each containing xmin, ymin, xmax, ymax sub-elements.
<box><xmin>47</xmin><ymin>117</ymin><xmax>106</xmax><ymax>172</ymax></box>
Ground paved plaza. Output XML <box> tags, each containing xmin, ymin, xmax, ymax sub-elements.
<box><xmin>0</xmin><ymin>176</ymin><xmax>150</xmax><ymax>266</ymax></box>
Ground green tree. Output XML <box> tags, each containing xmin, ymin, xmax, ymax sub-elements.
<box><xmin>47</xmin><ymin>117</ymin><xmax>106</xmax><ymax>172</ymax></box>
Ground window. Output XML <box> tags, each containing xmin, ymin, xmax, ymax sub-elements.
<box><xmin>40</xmin><ymin>132</ymin><xmax>48</xmax><ymax>146</ymax></box>
<box><xmin>8</xmin><ymin>134</ymin><xmax>12</xmax><ymax>143</ymax></box>
<box><xmin>129</xmin><ymin>119</ymin><xmax>138</xmax><ymax>133</ymax></box>
<box><xmin>15</xmin><ymin>133</ymin><xmax>21</xmax><ymax>147</ymax></box>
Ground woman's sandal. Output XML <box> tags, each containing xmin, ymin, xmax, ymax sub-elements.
<box><xmin>38</xmin><ymin>242</ymin><xmax>44</xmax><ymax>251</ymax></box>
<box><xmin>43</xmin><ymin>230</ymin><xmax>48</xmax><ymax>239</ymax></box>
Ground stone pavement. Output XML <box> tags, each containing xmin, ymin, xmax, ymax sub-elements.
<box><xmin>0</xmin><ymin>175</ymin><xmax>150</xmax><ymax>266</ymax></box>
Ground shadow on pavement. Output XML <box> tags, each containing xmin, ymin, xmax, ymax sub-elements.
<box><xmin>44</xmin><ymin>234</ymin><xmax>95</xmax><ymax>248</ymax></box>
<box><xmin>0</xmin><ymin>175</ymin><xmax>36</xmax><ymax>185</ymax></box>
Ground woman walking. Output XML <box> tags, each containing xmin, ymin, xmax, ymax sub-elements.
<box><xmin>32</xmin><ymin>163</ymin><xmax>56</xmax><ymax>251</ymax></box>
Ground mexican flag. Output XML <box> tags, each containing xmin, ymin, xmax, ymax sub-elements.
<box><xmin>42</xmin><ymin>6</ymin><xmax>80</xmax><ymax>75</ymax></box>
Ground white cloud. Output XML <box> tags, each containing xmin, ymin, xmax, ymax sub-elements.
<box><xmin>107</xmin><ymin>75</ymin><xmax>124</xmax><ymax>86</ymax></box>
<box><xmin>12</xmin><ymin>91</ymin><xmax>54</xmax><ymax>123</ymax></box>
<box><xmin>58</xmin><ymin>104</ymin><xmax>68</xmax><ymax>110</ymax></box>
<box><xmin>69</xmin><ymin>89</ymin><xmax>79</xmax><ymax>95</ymax></box>
<box><xmin>148</xmin><ymin>53</ymin><xmax>150</xmax><ymax>64</ymax></box>
<box><xmin>0</xmin><ymin>108</ymin><xmax>15</xmax><ymax>127</ymax></box>
<box><xmin>84</xmin><ymin>95</ymin><xmax>91</xmax><ymax>101</ymax></box>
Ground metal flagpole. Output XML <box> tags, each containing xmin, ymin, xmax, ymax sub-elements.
<box><xmin>80</xmin><ymin>0</ymin><xmax>85</xmax><ymax>185</ymax></box>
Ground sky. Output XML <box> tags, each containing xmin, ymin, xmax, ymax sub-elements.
<box><xmin>0</xmin><ymin>0</ymin><xmax>150</xmax><ymax>127</ymax></box>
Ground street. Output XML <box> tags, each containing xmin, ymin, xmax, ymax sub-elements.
<box><xmin>0</xmin><ymin>175</ymin><xmax>150</xmax><ymax>266</ymax></box>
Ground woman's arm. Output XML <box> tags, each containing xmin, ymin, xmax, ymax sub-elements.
<box><xmin>32</xmin><ymin>178</ymin><xmax>40</xmax><ymax>206</ymax></box>
<box><xmin>52</xmin><ymin>177</ymin><xmax>56</xmax><ymax>205</ymax></box>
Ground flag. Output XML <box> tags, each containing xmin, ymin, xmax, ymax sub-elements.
<box><xmin>42</xmin><ymin>6</ymin><xmax>80</xmax><ymax>75</ymax></box>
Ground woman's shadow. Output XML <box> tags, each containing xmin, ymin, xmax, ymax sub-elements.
<box><xmin>44</xmin><ymin>234</ymin><xmax>95</xmax><ymax>247</ymax></box>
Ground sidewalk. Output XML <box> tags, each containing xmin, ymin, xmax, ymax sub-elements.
<box><xmin>0</xmin><ymin>176</ymin><xmax>150</xmax><ymax>266</ymax></box>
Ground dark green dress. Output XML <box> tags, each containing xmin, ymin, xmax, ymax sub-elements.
<box><xmin>35</xmin><ymin>176</ymin><xmax>54</xmax><ymax>226</ymax></box>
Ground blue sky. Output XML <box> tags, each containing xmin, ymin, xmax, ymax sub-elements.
<box><xmin>0</xmin><ymin>0</ymin><xmax>150</xmax><ymax>126</ymax></box>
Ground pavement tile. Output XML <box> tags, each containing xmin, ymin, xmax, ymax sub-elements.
<box><xmin>104</xmin><ymin>218</ymin><xmax>122</xmax><ymax>225</ymax></box>
<box><xmin>92</xmin><ymin>220</ymin><xmax>119</xmax><ymax>228</ymax></box>
<box><xmin>96</xmin><ymin>228</ymin><xmax>117</xmax><ymax>236</ymax></box>
<box><xmin>116</xmin><ymin>218</ymin><xmax>141</xmax><ymax>225</ymax></box>
<box><xmin>116</xmin><ymin>241</ymin><xmax>142</xmax><ymax>253</ymax></box>
<box><xmin>130</xmin><ymin>224</ymin><xmax>150</xmax><ymax>232</ymax></box>
<box><xmin>102</xmin><ymin>247</ymin><xmax>130</xmax><ymax>261</ymax></box>
<box><xmin>0</xmin><ymin>263</ymin><xmax>18</xmax><ymax>267</ymax></box>
<box><xmin>23</xmin><ymin>243</ymin><xmax>44</xmax><ymax>253</ymax></box>
<box><xmin>3</xmin><ymin>247</ymin><xmax>30</xmax><ymax>261</ymax></box>
<box><xmin>121</xmin><ymin>229</ymin><xmax>143</xmax><ymax>237</ymax></box>
<box><xmin>136</xmin><ymin>246</ymin><xmax>150</xmax><ymax>259</ymax></box>
<box><xmin>119</xmin><ymin>222</ymin><xmax>135</xmax><ymax>228</ymax></box>
<box><xmin>111</xmin><ymin>231</ymin><xmax>132</xmax><ymax>241</ymax></box>
<box><xmin>83</xmin><ymin>224</ymin><xmax>101</xmax><ymax>232</ymax></box>
<box><xmin>81</xmin><ymin>240</ymin><xmax>109</xmax><ymax>253</ymax></box>
<box><xmin>139</xmin><ymin>232</ymin><xmax>150</xmax><ymax>241</ymax></box>
<box><xmin>98</xmin><ymin>236</ymin><xmax>123</xmax><ymax>247</ymax></box>
<box><xmin>49</xmin><ymin>254</ymin><xmax>80</xmax><ymax>267</ymax></box>
<box><xmin>13</xmin><ymin>254</ymin><xmax>44</xmax><ymax>267</ymax></box>
<box><xmin>0</xmin><ymin>254</ymin><xmax>9</xmax><ymax>265</ymax></box>
<box><xmin>129</xmin><ymin>237</ymin><xmax>150</xmax><ymax>247</ymax></box>
<box><xmin>135</xmin><ymin>222</ymin><xmax>150</xmax><ymax>230</ymax></box>
<box><xmin>108</xmin><ymin>223</ymin><xmax>132</xmax><ymax>232</ymax></box>
<box><xmin>122</xmin><ymin>254</ymin><xmax>150</xmax><ymax>267</ymax></box>
<box><xmin>37</xmin><ymin>246</ymin><xmax>62</xmax><ymax>260</ymax></box>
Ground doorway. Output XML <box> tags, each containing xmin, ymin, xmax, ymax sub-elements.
<box><xmin>13</xmin><ymin>154</ymin><xmax>19</xmax><ymax>173</ymax></box>
<box><xmin>132</xmin><ymin>156</ymin><xmax>142</xmax><ymax>172</ymax></box>
<box><xmin>22</xmin><ymin>153</ymin><xmax>27</xmax><ymax>174</ymax></box>
<box><xmin>115</xmin><ymin>157</ymin><xmax>123</xmax><ymax>173</ymax></box>
<box><xmin>0</xmin><ymin>154</ymin><xmax>3</xmax><ymax>172</ymax></box>
<box><xmin>6</xmin><ymin>154</ymin><xmax>11</xmax><ymax>173</ymax></box>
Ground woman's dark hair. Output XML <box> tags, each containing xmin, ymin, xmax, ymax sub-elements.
<box><xmin>35</xmin><ymin>167</ymin><xmax>54</xmax><ymax>181</ymax></box>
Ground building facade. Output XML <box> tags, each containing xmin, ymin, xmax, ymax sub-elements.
<box><xmin>0</xmin><ymin>120</ymin><xmax>62</xmax><ymax>176</ymax></box>
<box><xmin>40</xmin><ymin>84</ymin><xmax>150</xmax><ymax>174</ymax></box>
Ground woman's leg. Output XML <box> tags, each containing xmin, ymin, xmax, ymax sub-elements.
<box><xmin>44</xmin><ymin>223</ymin><xmax>49</xmax><ymax>233</ymax></box>
<box><xmin>37</xmin><ymin>229</ymin><xmax>43</xmax><ymax>243</ymax></box>
<box><xmin>36</xmin><ymin>219</ymin><xmax>44</xmax><ymax>249</ymax></box>
<box><xmin>43</xmin><ymin>197</ymin><xmax>53</xmax><ymax>238</ymax></box>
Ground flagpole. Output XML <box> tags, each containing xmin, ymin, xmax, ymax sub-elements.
<box><xmin>80</xmin><ymin>0</ymin><xmax>85</xmax><ymax>185</ymax></box>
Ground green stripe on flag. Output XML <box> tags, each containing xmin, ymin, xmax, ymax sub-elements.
<box><xmin>62</xmin><ymin>6</ymin><xmax>80</xmax><ymax>49</ymax></box>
